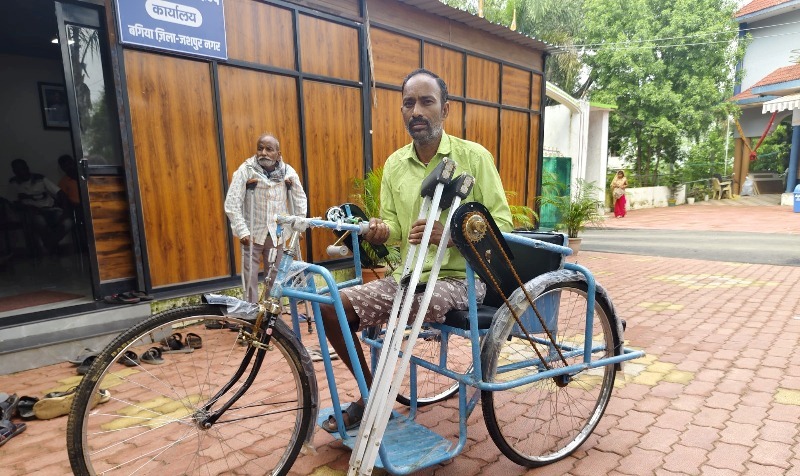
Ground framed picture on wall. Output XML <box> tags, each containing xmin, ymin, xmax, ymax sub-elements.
<box><xmin>38</xmin><ymin>82</ymin><xmax>70</xmax><ymax>129</ymax></box>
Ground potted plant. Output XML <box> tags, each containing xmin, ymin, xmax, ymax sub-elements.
<box><xmin>667</xmin><ymin>180</ymin><xmax>681</xmax><ymax>207</ymax></box>
<box><xmin>351</xmin><ymin>167</ymin><xmax>400</xmax><ymax>281</ymax></box>
<box><xmin>505</xmin><ymin>190</ymin><xmax>538</xmax><ymax>230</ymax></box>
<box><xmin>538</xmin><ymin>178</ymin><xmax>604</xmax><ymax>255</ymax></box>
<box><xmin>687</xmin><ymin>185</ymin><xmax>706</xmax><ymax>205</ymax></box>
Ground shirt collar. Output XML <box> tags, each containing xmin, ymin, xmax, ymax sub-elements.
<box><xmin>403</xmin><ymin>133</ymin><xmax>452</xmax><ymax>166</ymax></box>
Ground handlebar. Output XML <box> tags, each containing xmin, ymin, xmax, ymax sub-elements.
<box><xmin>276</xmin><ymin>215</ymin><xmax>371</xmax><ymax>235</ymax></box>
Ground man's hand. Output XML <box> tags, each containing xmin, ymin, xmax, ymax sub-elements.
<box><xmin>240</xmin><ymin>235</ymin><xmax>251</xmax><ymax>246</ymax></box>
<box><xmin>363</xmin><ymin>217</ymin><xmax>389</xmax><ymax>245</ymax></box>
<box><xmin>408</xmin><ymin>219</ymin><xmax>453</xmax><ymax>247</ymax></box>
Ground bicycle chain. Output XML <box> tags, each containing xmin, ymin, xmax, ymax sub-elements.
<box><xmin>462</xmin><ymin>211</ymin><xmax>568</xmax><ymax>369</ymax></box>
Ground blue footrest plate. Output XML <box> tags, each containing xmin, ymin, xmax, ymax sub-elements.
<box><xmin>318</xmin><ymin>407</ymin><xmax>454</xmax><ymax>473</ymax></box>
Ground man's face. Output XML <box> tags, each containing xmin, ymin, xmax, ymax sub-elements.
<box><xmin>256</xmin><ymin>135</ymin><xmax>281</xmax><ymax>169</ymax></box>
<box><xmin>401</xmin><ymin>74</ymin><xmax>449</xmax><ymax>145</ymax></box>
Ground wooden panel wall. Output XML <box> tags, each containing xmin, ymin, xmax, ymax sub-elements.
<box><xmin>527</xmin><ymin>114</ymin><xmax>541</xmax><ymax>208</ymax></box>
<box><xmin>218</xmin><ymin>66</ymin><xmax>303</xmax><ymax>273</ymax></box>
<box><xmin>499</xmin><ymin>110</ymin><xmax>528</xmax><ymax>201</ymax></box>
<box><xmin>124</xmin><ymin>50</ymin><xmax>229</xmax><ymax>287</ymax></box>
<box><xmin>303</xmin><ymin>80</ymin><xmax>363</xmax><ymax>262</ymax></box>
<box><xmin>447</xmin><ymin>100</ymin><xmax>464</xmax><ymax>138</ymax></box>
<box><xmin>371</xmin><ymin>28</ymin><xmax>419</xmax><ymax>85</ymax></box>
<box><xmin>299</xmin><ymin>14</ymin><xmax>359</xmax><ymax>81</ymax></box>
<box><xmin>531</xmin><ymin>73</ymin><xmax>543</xmax><ymax>112</ymax></box>
<box><xmin>465</xmin><ymin>104</ymin><xmax>499</xmax><ymax>161</ymax></box>
<box><xmin>372</xmin><ymin>88</ymin><xmax>407</xmax><ymax>168</ymax></box>
<box><xmin>466</xmin><ymin>56</ymin><xmax>500</xmax><ymax>103</ymax></box>
<box><xmin>225</xmin><ymin>0</ymin><xmax>295</xmax><ymax>69</ymax></box>
<box><xmin>87</xmin><ymin>176</ymin><xmax>136</xmax><ymax>281</ymax></box>
<box><xmin>424</xmin><ymin>44</ymin><xmax>464</xmax><ymax>97</ymax></box>
<box><xmin>502</xmin><ymin>66</ymin><xmax>530</xmax><ymax>108</ymax></box>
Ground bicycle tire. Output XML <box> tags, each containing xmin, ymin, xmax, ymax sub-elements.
<box><xmin>481</xmin><ymin>280</ymin><xmax>616</xmax><ymax>467</ymax></box>
<box><xmin>67</xmin><ymin>304</ymin><xmax>314</xmax><ymax>476</ymax></box>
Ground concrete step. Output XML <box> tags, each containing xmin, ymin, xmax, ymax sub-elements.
<box><xmin>0</xmin><ymin>303</ymin><xmax>151</xmax><ymax>375</ymax></box>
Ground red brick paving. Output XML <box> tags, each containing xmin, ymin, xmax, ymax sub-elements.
<box><xmin>2</xmin><ymin>201</ymin><xmax>800</xmax><ymax>475</ymax></box>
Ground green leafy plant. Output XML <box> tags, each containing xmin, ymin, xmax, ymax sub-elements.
<box><xmin>688</xmin><ymin>185</ymin><xmax>707</xmax><ymax>200</ymax></box>
<box><xmin>505</xmin><ymin>190</ymin><xmax>538</xmax><ymax>230</ymax></box>
<box><xmin>351</xmin><ymin>167</ymin><xmax>400</xmax><ymax>269</ymax></box>
<box><xmin>538</xmin><ymin>177</ymin><xmax>604</xmax><ymax>238</ymax></box>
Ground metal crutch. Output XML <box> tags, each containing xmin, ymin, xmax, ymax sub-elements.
<box><xmin>351</xmin><ymin>173</ymin><xmax>475</xmax><ymax>476</ymax></box>
<box><xmin>243</xmin><ymin>180</ymin><xmax>258</xmax><ymax>301</ymax></box>
<box><xmin>348</xmin><ymin>161</ymin><xmax>458</xmax><ymax>474</ymax></box>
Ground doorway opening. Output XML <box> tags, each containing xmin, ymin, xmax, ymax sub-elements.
<box><xmin>0</xmin><ymin>0</ymin><xmax>95</xmax><ymax>318</ymax></box>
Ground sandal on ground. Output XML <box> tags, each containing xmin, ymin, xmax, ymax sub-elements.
<box><xmin>321</xmin><ymin>401</ymin><xmax>364</xmax><ymax>433</ymax></box>
<box><xmin>0</xmin><ymin>393</ymin><xmax>19</xmax><ymax>421</ymax></box>
<box><xmin>16</xmin><ymin>396</ymin><xmax>38</xmax><ymax>420</ymax></box>
<box><xmin>159</xmin><ymin>333</ymin><xmax>194</xmax><ymax>354</ymax></box>
<box><xmin>67</xmin><ymin>348</ymin><xmax>98</xmax><ymax>365</ymax></box>
<box><xmin>140</xmin><ymin>347</ymin><xmax>165</xmax><ymax>365</ymax></box>
<box><xmin>119</xmin><ymin>350</ymin><xmax>139</xmax><ymax>367</ymax></box>
<box><xmin>185</xmin><ymin>332</ymin><xmax>203</xmax><ymax>349</ymax></box>
<box><xmin>76</xmin><ymin>355</ymin><xmax>98</xmax><ymax>375</ymax></box>
<box><xmin>0</xmin><ymin>419</ymin><xmax>26</xmax><ymax>448</ymax></box>
<box><xmin>124</xmin><ymin>290</ymin><xmax>154</xmax><ymax>301</ymax></box>
<box><xmin>103</xmin><ymin>293</ymin><xmax>140</xmax><ymax>304</ymax></box>
<box><xmin>34</xmin><ymin>388</ymin><xmax>110</xmax><ymax>420</ymax></box>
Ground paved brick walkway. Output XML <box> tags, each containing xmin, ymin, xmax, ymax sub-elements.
<box><xmin>2</xmin><ymin>201</ymin><xmax>799</xmax><ymax>475</ymax></box>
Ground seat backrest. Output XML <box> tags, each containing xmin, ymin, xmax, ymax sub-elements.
<box><xmin>711</xmin><ymin>177</ymin><xmax>721</xmax><ymax>191</ymax></box>
<box><xmin>481</xmin><ymin>231</ymin><xmax>566</xmax><ymax>307</ymax></box>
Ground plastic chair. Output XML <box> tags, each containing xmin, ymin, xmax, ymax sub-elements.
<box><xmin>711</xmin><ymin>177</ymin><xmax>732</xmax><ymax>199</ymax></box>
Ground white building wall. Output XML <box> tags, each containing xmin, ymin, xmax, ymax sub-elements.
<box><xmin>739</xmin><ymin>9</ymin><xmax>800</xmax><ymax>91</ymax></box>
<box><xmin>543</xmin><ymin>105</ymin><xmax>573</xmax><ymax>157</ymax></box>
<box><xmin>586</xmin><ymin>109</ymin><xmax>610</xmax><ymax>199</ymax></box>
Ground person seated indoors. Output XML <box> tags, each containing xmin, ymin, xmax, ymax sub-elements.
<box><xmin>8</xmin><ymin>158</ymin><xmax>72</xmax><ymax>254</ymax></box>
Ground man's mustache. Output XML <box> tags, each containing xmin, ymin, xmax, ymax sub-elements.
<box><xmin>409</xmin><ymin>118</ymin><xmax>429</xmax><ymax>128</ymax></box>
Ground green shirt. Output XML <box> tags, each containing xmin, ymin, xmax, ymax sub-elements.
<box><xmin>381</xmin><ymin>133</ymin><xmax>513</xmax><ymax>281</ymax></box>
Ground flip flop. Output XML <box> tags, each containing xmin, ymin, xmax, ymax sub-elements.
<box><xmin>34</xmin><ymin>388</ymin><xmax>110</xmax><ymax>420</ymax></box>
<box><xmin>103</xmin><ymin>293</ymin><xmax>140</xmax><ymax>304</ymax></box>
<box><xmin>185</xmin><ymin>333</ymin><xmax>203</xmax><ymax>349</ymax></box>
<box><xmin>16</xmin><ymin>396</ymin><xmax>38</xmax><ymax>420</ymax></box>
<box><xmin>0</xmin><ymin>420</ymin><xmax>26</xmax><ymax>448</ymax></box>
<box><xmin>67</xmin><ymin>348</ymin><xmax>98</xmax><ymax>365</ymax></box>
<box><xmin>77</xmin><ymin>355</ymin><xmax>98</xmax><ymax>375</ymax></box>
<box><xmin>0</xmin><ymin>393</ymin><xmax>19</xmax><ymax>421</ymax></box>
<box><xmin>140</xmin><ymin>347</ymin><xmax>164</xmax><ymax>365</ymax></box>
<box><xmin>119</xmin><ymin>350</ymin><xmax>139</xmax><ymax>367</ymax></box>
<box><xmin>159</xmin><ymin>333</ymin><xmax>194</xmax><ymax>354</ymax></box>
<box><xmin>122</xmin><ymin>291</ymin><xmax>154</xmax><ymax>301</ymax></box>
<box><xmin>321</xmin><ymin>401</ymin><xmax>364</xmax><ymax>433</ymax></box>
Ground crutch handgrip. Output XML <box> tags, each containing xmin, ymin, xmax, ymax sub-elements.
<box><xmin>419</xmin><ymin>157</ymin><xmax>456</xmax><ymax>198</ymax></box>
<box><xmin>326</xmin><ymin>245</ymin><xmax>349</xmax><ymax>257</ymax></box>
<box><xmin>439</xmin><ymin>173</ymin><xmax>475</xmax><ymax>210</ymax></box>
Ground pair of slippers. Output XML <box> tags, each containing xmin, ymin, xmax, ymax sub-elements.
<box><xmin>103</xmin><ymin>291</ymin><xmax>154</xmax><ymax>305</ymax></box>
<box><xmin>32</xmin><ymin>387</ymin><xmax>110</xmax><ymax>420</ymax></box>
<box><xmin>205</xmin><ymin>319</ymin><xmax>242</xmax><ymax>331</ymax></box>
<box><xmin>117</xmin><ymin>348</ymin><xmax>164</xmax><ymax>366</ymax></box>
<box><xmin>160</xmin><ymin>333</ymin><xmax>202</xmax><ymax>354</ymax></box>
<box><xmin>1</xmin><ymin>393</ymin><xmax>28</xmax><ymax>447</ymax></box>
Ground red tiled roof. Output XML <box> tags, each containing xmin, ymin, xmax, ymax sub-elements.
<box><xmin>735</xmin><ymin>0</ymin><xmax>794</xmax><ymax>18</ymax></box>
<box><xmin>731</xmin><ymin>88</ymin><xmax>757</xmax><ymax>101</ymax></box>
<box><xmin>751</xmin><ymin>64</ymin><xmax>800</xmax><ymax>88</ymax></box>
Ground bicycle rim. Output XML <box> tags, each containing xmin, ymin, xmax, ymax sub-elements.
<box><xmin>482</xmin><ymin>281</ymin><xmax>615</xmax><ymax>467</ymax></box>
<box><xmin>67</xmin><ymin>305</ymin><xmax>313</xmax><ymax>476</ymax></box>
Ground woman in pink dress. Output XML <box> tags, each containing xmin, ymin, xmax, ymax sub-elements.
<box><xmin>611</xmin><ymin>170</ymin><xmax>628</xmax><ymax>218</ymax></box>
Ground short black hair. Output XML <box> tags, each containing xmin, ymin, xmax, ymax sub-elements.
<box><xmin>11</xmin><ymin>158</ymin><xmax>26</xmax><ymax>169</ymax></box>
<box><xmin>401</xmin><ymin>68</ymin><xmax>448</xmax><ymax>103</ymax></box>
<box><xmin>58</xmin><ymin>154</ymin><xmax>73</xmax><ymax>166</ymax></box>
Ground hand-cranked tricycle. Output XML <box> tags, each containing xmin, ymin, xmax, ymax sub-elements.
<box><xmin>66</xmin><ymin>159</ymin><xmax>643</xmax><ymax>475</ymax></box>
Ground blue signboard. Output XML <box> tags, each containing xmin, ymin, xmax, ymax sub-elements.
<box><xmin>116</xmin><ymin>0</ymin><xmax>227</xmax><ymax>60</ymax></box>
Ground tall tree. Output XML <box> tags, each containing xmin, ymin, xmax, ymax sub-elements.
<box><xmin>582</xmin><ymin>0</ymin><xmax>744</xmax><ymax>183</ymax></box>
